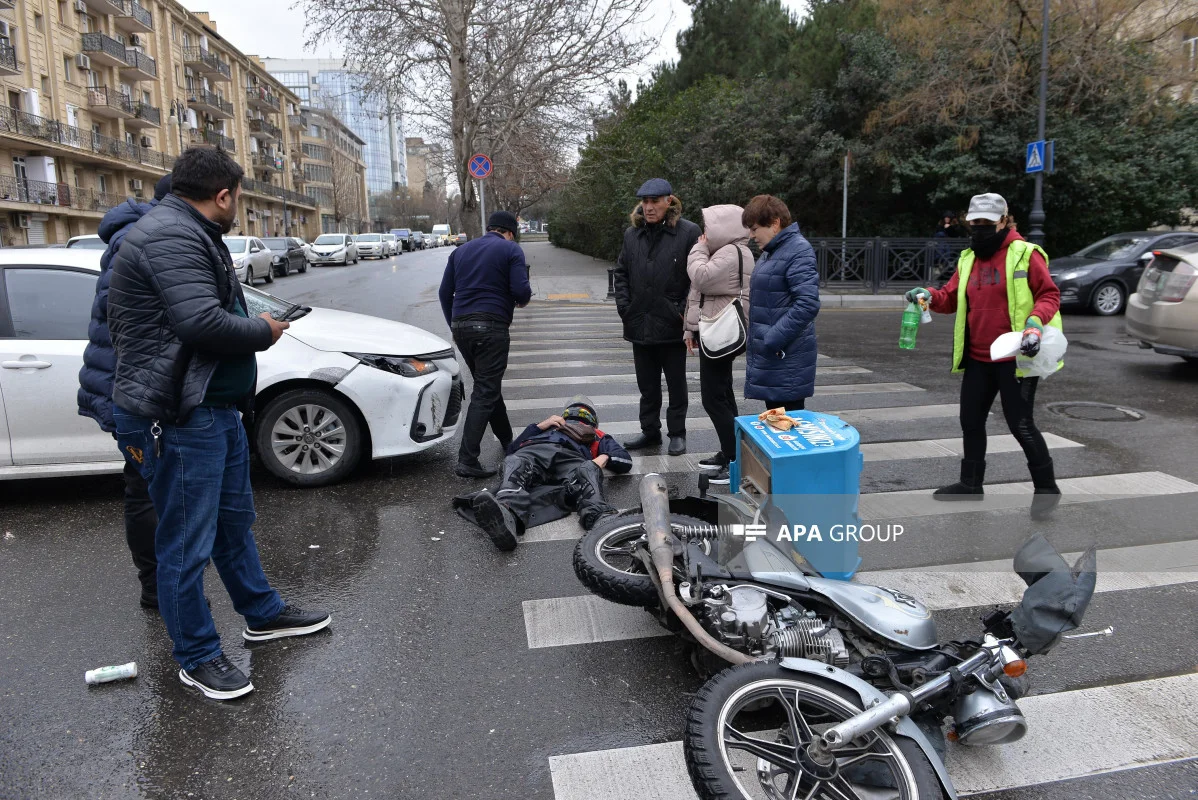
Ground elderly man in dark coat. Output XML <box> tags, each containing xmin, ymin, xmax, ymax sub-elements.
<box><xmin>612</xmin><ymin>178</ymin><xmax>701</xmax><ymax>456</ymax></box>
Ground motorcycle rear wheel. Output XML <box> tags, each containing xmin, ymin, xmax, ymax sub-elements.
<box><xmin>685</xmin><ymin>661</ymin><xmax>944</xmax><ymax>800</ymax></box>
<box><xmin>572</xmin><ymin>512</ymin><xmax>708</xmax><ymax>607</ymax></box>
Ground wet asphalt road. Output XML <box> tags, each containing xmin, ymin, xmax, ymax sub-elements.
<box><xmin>2</xmin><ymin>244</ymin><xmax>1197</xmax><ymax>800</ymax></box>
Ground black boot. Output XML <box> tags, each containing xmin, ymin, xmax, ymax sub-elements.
<box><xmin>932</xmin><ymin>459</ymin><xmax>985</xmax><ymax>500</ymax></box>
<box><xmin>622</xmin><ymin>431</ymin><xmax>662</xmax><ymax>451</ymax></box>
<box><xmin>1029</xmin><ymin>459</ymin><xmax>1061</xmax><ymax>520</ymax></box>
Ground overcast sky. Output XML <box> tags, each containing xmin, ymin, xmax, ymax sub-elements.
<box><xmin>178</xmin><ymin>0</ymin><xmax>809</xmax><ymax>86</ymax></box>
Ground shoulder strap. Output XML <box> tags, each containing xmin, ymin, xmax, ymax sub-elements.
<box><xmin>737</xmin><ymin>245</ymin><xmax>744</xmax><ymax>288</ymax></box>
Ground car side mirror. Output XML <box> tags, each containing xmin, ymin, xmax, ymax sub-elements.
<box><xmin>1138</xmin><ymin>252</ymin><xmax>1154</xmax><ymax>263</ymax></box>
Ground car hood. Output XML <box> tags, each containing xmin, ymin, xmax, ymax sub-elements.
<box><xmin>312</xmin><ymin>243</ymin><xmax>347</xmax><ymax>253</ymax></box>
<box><xmin>286</xmin><ymin>307</ymin><xmax>452</xmax><ymax>356</ymax></box>
<box><xmin>1049</xmin><ymin>256</ymin><xmax>1108</xmax><ymax>273</ymax></box>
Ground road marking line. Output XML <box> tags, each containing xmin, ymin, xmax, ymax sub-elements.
<box><xmin>596</xmin><ymin>404</ymin><xmax>962</xmax><ymax>436</ymax></box>
<box><xmin>503</xmin><ymin>366</ymin><xmax>872</xmax><ymax>386</ymax></box>
<box><xmin>548</xmin><ymin>672</ymin><xmax>1198</xmax><ymax>799</ymax></box>
<box><xmin>523</xmin><ymin>595</ymin><xmax>669</xmax><ymax>649</ymax></box>
<box><xmin>503</xmin><ymin>384</ymin><xmax>924</xmax><ymax>409</ymax></box>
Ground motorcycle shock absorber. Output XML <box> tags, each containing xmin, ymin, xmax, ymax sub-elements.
<box><xmin>674</xmin><ymin>523</ymin><xmax>732</xmax><ymax>541</ymax></box>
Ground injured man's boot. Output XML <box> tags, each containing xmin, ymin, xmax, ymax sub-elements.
<box><xmin>472</xmin><ymin>490</ymin><xmax>519</xmax><ymax>551</ymax></box>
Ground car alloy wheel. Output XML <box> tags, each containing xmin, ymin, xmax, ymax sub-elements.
<box><xmin>256</xmin><ymin>389</ymin><xmax>362</xmax><ymax>487</ymax></box>
<box><xmin>1092</xmin><ymin>282</ymin><xmax>1125</xmax><ymax>315</ymax></box>
<box><xmin>244</xmin><ymin>265</ymin><xmax>253</xmax><ymax>285</ymax></box>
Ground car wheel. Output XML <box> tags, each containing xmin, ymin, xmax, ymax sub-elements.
<box><xmin>299</xmin><ymin>259</ymin><xmax>308</xmax><ymax>273</ymax></box>
<box><xmin>256</xmin><ymin>388</ymin><xmax>363</xmax><ymax>487</ymax></box>
<box><xmin>244</xmin><ymin>264</ymin><xmax>254</xmax><ymax>285</ymax></box>
<box><xmin>1091</xmin><ymin>281</ymin><xmax>1125</xmax><ymax>315</ymax></box>
<box><xmin>264</xmin><ymin>264</ymin><xmax>274</xmax><ymax>283</ymax></box>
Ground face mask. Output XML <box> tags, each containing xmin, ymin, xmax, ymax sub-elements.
<box><xmin>970</xmin><ymin>223</ymin><xmax>1005</xmax><ymax>258</ymax></box>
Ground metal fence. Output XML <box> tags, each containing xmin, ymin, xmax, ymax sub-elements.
<box><xmin>0</xmin><ymin>174</ymin><xmax>129</xmax><ymax>213</ymax></box>
<box><xmin>0</xmin><ymin>105</ymin><xmax>174</xmax><ymax>171</ymax></box>
<box><xmin>810</xmin><ymin>237</ymin><xmax>969</xmax><ymax>292</ymax></box>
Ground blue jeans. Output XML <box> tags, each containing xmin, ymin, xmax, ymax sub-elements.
<box><xmin>114</xmin><ymin>405</ymin><xmax>284</xmax><ymax>670</ymax></box>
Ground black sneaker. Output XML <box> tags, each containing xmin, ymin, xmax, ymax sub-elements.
<box><xmin>455</xmin><ymin>460</ymin><xmax>498</xmax><ymax>479</ymax></box>
<box><xmin>697</xmin><ymin>452</ymin><xmax>728</xmax><ymax>471</ymax></box>
<box><xmin>179</xmin><ymin>653</ymin><xmax>253</xmax><ymax>700</ymax></box>
<box><xmin>472</xmin><ymin>490</ymin><xmax>519</xmax><ymax>551</ymax></box>
<box><xmin>242</xmin><ymin>604</ymin><xmax>332</xmax><ymax>642</ymax></box>
<box><xmin>707</xmin><ymin>465</ymin><xmax>731</xmax><ymax>485</ymax></box>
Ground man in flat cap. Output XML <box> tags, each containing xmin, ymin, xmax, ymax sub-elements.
<box><xmin>439</xmin><ymin>210</ymin><xmax>532</xmax><ymax>478</ymax></box>
<box><xmin>612</xmin><ymin>178</ymin><xmax>700</xmax><ymax>456</ymax></box>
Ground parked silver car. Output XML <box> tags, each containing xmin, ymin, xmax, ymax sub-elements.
<box><xmin>225</xmin><ymin>236</ymin><xmax>275</xmax><ymax>285</ymax></box>
<box><xmin>309</xmin><ymin>233</ymin><xmax>359</xmax><ymax>266</ymax></box>
<box><xmin>354</xmin><ymin>233</ymin><xmax>386</xmax><ymax>259</ymax></box>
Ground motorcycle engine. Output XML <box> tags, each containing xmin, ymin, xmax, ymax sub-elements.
<box><xmin>704</xmin><ymin>586</ymin><xmax>849</xmax><ymax>667</ymax></box>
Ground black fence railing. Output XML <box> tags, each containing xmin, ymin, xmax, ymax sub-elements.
<box><xmin>123</xmin><ymin>49</ymin><xmax>157</xmax><ymax>77</ymax></box>
<box><xmin>189</xmin><ymin>128</ymin><xmax>235</xmax><ymax>151</ymax></box>
<box><xmin>0</xmin><ymin>40</ymin><xmax>16</xmax><ymax>73</ymax></box>
<box><xmin>809</xmin><ymin>237</ymin><xmax>970</xmax><ymax>292</ymax></box>
<box><xmin>0</xmin><ymin>105</ymin><xmax>173</xmax><ymax>171</ymax></box>
<box><xmin>241</xmin><ymin>178</ymin><xmax>316</xmax><ymax>208</ymax></box>
<box><xmin>81</xmin><ymin>32</ymin><xmax>128</xmax><ymax>64</ymax></box>
<box><xmin>118</xmin><ymin>0</ymin><xmax>153</xmax><ymax>29</ymax></box>
<box><xmin>0</xmin><ymin>174</ymin><xmax>129</xmax><ymax>213</ymax></box>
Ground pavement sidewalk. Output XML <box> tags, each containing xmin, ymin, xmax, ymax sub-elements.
<box><xmin>522</xmin><ymin>241</ymin><xmax>907</xmax><ymax>308</ymax></box>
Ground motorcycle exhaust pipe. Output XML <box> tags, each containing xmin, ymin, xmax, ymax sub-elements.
<box><xmin>639</xmin><ymin>474</ymin><xmax>754</xmax><ymax>666</ymax></box>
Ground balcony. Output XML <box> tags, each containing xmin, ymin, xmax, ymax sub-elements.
<box><xmin>187</xmin><ymin>89</ymin><xmax>233</xmax><ymax>119</ymax></box>
<box><xmin>189</xmin><ymin>128</ymin><xmax>236</xmax><ymax>152</ymax></box>
<box><xmin>81</xmin><ymin>32</ymin><xmax>130</xmax><ymax>68</ymax></box>
<box><xmin>79</xmin><ymin>0</ymin><xmax>124</xmax><ymax>14</ymax></box>
<box><xmin>0</xmin><ymin>40</ymin><xmax>16</xmax><ymax>77</ymax></box>
<box><xmin>0</xmin><ymin>0</ymin><xmax>13</xmax><ymax>9</ymax></box>
<box><xmin>87</xmin><ymin>86</ymin><xmax>135</xmax><ymax>119</ymax></box>
<box><xmin>182</xmin><ymin>47</ymin><xmax>231</xmax><ymax>82</ymax></box>
<box><xmin>120</xmin><ymin>49</ymin><xmax>156</xmax><ymax>80</ymax></box>
<box><xmin>240</xmin><ymin>178</ymin><xmax>316</xmax><ymax>209</ymax></box>
<box><xmin>0</xmin><ymin>106</ymin><xmax>174</xmax><ymax>172</ymax></box>
<box><xmin>252</xmin><ymin>152</ymin><xmax>283</xmax><ymax>171</ymax></box>
<box><xmin>114</xmin><ymin>1</ymin><xmax>153</xmax><ymax>33</ymax></box>
<box><xmin>248</xmin><ymin>117</ymin><xmax>281</xmax><ymax>142</ymax></box>
<box><xmin>0</xmin><ymin>174</ymin><xmax>135</xmax><ymax>214</ymax></box>
<box><xmin>246</xmin><ymin>86</ymin><xmax>280</xmax><ymax>113</ymax></box>
<box><xmin>126</xmin><ymin>102</ymin><xmax>161</xmax><ymax>129</ymax></box>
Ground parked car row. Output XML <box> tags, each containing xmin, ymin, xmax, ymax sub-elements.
<box><xmin>389</xmin><ymin>228</ymin><xmax>460</xmax><ymax>251</ymax></box>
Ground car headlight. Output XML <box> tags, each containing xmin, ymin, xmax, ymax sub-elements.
<box><xmin>1058</xmin><ymin>268</ymin><xmax>1092</xmax><ymax>282</ymax></box>
<box><xmin>347</xmin><ymin>352</ymin><xmax>440</xmax><ymax>377</ymax></box>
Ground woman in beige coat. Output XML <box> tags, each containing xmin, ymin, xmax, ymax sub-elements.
<box><xmin>684</xmin><ymin>204</ymin><xmax>754</xmax><ymax>482</ymax></box>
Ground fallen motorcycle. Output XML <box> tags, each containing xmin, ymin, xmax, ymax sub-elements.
<box><xmin>573</xmin><ymin>474</ymin><xmax>1097</xmax><ymax>800</ymax></box>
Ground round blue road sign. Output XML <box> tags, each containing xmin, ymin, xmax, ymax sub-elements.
<box><xmin>468</xmin><ymin>154</ymin><xmax>492</xmax><ymax>180</ymax></box>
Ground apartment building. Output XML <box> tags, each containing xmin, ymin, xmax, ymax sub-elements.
<box><xmin>293</xmin><ymin>104</ymin><xmax>368</xmax><ymax>234</ymax></box>
<box><xmin>0</xmin><ymin>0</ymin><xmax>317</xmax><ymax>245</ymax></box>
<box><xmin>404</xmin><ymin>136</ymin><xmax>443</xmax><ymax>203</ymax></box>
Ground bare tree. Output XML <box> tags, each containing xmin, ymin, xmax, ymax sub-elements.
<box><xmin>299</xmin><ymin>0</ymin><xmax>658</xmax><ymax>236</ymax></box>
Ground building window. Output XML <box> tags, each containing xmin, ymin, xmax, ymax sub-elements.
<box><xmin>98</xmin><ymin>174</ymin><xmax>108</xmax><ymax>194</ymax></box>
<box><xmin>1185</xmin><ymin>36</ymin><xmax>1197</xmax><ymax>72</ymax></box>
<box><xmin>41</xmin><ymin>76</ymin><xmax>51</xmax><ymax>96</ymax></box>
<box><xmin>34</xmin><ymin>14</ymin><xmax>44</xmax><ymax>33</ymax></box>
<box><xmin>175</xmin><ymin>66</ymin><xmax>181</xmax><ymax>87</ymax></box>
<box><xmin>172</xmin><ymin>21</ymin><xmax>180</xmax><ymax>44</ymax></box>
<box><xmin>63</xmin><ymin>55</ymin><xmax>72</xmax><ymax>83</ymax></box>
<box><xmin>58</xmin><ymin>1</ymin><xmax>68</xmax><ymax>25</ymax></box>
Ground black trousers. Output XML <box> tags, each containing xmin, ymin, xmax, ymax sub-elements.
<box><xmin>699</xmin><ymin>351</ymin><xmax>739</xmax><ymax>458</ymax></box>
<box><xmin>632</xmin><ymin>342</ymin><xmax>688</xmax><ymax>437</ymax></box>
<box><xmin>122</xmin><ymin>460</ymin><xmax>158</xmax><ymax>600</ymax></box>
<box><xmin>761</xmin><ymin>398</ymin><xmax>806</xmax><ymax>412</ymax></box>
<box><xmin>453</xmin><ymin>318</ymin><xmax>513</xmax><ymax>464</ymax></box>
<box><xmin>959</xmin><ymin>357</ymin><xmax>1050</xmax><ymax>466</ymax></box>
<box><xmin>495</xmin><ymin>442</ymin><xmax>616</xmax><ymax>530</ymax></box>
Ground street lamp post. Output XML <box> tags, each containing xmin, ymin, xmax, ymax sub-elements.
<box><xmin>1026</xmin><ymin>0</ymin><xmax>1050</xmax><ymax>246</ymax></box>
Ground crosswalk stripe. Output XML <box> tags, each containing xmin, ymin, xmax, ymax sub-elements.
<box><xmin>548</xmin><ymin>671</ymin><xmax>1198</xmax><ymax>799</ymax></box>
<box><xmin>503</xmin><ymin>366</ymin><xmax>871</xmax><ymax>388</ymax></box>
<box><xmin>503</xmin><ymin>384</ymin><xmax>923</xmax><ymax>408</ymax></box>
<box><xmin>524</xmin><ymin>536</ymin><xmax>1198</xmax><ymax>648</ymax></box>
<box><xmin>626</xmin><ymin>432</ymin><xmax>1081</xmax><ymax>475</ymax></box>
<box><xmin>595</xmin><ymin>403</ymin><xmax>962</xmax><ymax>436</ymax></box>
<box><xmin>507</xmin><ymin>348</ymin><xmax>635</xmax><ymax>358</ymax></box>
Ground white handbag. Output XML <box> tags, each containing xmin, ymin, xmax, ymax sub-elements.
<box><xmin>698</xmin><ymin>246</ymin><xmax>748</xmax><ymax>359</ymax></box>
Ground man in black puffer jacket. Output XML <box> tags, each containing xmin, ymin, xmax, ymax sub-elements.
<box><xmin>109</xmin><ymin>146</ymin><xmax>329</xmax><ymax>701</ymax></box>
<box><xmin>612</xmin><ymin>178</ymin><xmax>700</xmax><ymax>457</ymax></box>
<box><xmin>77</xmin><ymin>174</ymin><xmax>171</xmax><ymax>609</ymax></box>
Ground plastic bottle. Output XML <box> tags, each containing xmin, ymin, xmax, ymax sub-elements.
<box><xmin>899</xmin><ymin>302</ymin><xmax>921</xmax><ymax>350</ymax></box>
<box><xmin>85</xmin><ymin>662</ymin><xmax>138</xmax><ymax>685</ymax></box>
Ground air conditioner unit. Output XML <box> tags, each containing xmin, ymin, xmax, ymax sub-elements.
<box><xmin>130</xmin><ymin>34</ymin><xmax>142</xmax><ymax>47</ymax></box>
<box><xmin>139</xmin><ymin>135</ymin><xmax>151</xmax><ymax>147</ymax></box>
<box><xmin>17</xmin><ymin>214</ymin><xmax>30</xmax><ymax>229</ymax></box>
<box><xmin>130</xmin><ymin>179</ymin><xmax>144</xmax><ymax>192</ymax></box>
<box><xmin>73</xmin><ymin>0</ymin><xmax>86</xmax><ymax>12</ymax></box>
<box><xmin>75</xmin><ymin>54</ymin><xmax>91</xmax><ymax>71</ymax></box>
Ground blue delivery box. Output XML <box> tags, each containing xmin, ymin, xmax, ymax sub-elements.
<box><xmin>730</xmin><ymin>410</ymin><xmax>863</xmax><ymax>580</ymax></box>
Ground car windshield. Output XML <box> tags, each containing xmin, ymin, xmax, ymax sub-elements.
<box><xmin>225</xmin><ymin>239</ymin><xmax>248</xmax><ymax>253</ymax></box>
<box><xmin>395</xmin><ymin>229</ymin><xmax>410</xmax><ymax>236</ymax></box>
<box><xmin>314</xmin><ymin>235</ymin><xmax>344</xmax><ymax>245</ymax></box>
<box><xmin>67</xmin><ymin>237</ymin><xmax>107</xmax><ymax>250</ymax></box>
<box><xmin>241</xmin><ymin>284</ymin><xmax>291</xmax><ymax>317</ymax></box>
<box><xmin>1076</xmin><ymin>235</ymin><xmax>1151</xmax><ymax>260</ymax></box>
<box><xmin>356</xmin><ymin>234</ymin><xmax>381</xmax><ymax>242</ymax></box>
<box><xmin>262</xmin><ymin>238</ymin><xmax>289</xmax><ymax>250</ymax></box>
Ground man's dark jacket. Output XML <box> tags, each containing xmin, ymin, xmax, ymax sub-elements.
<box><xmin>613</xmin><ymin>196</ymin><xmax>701</xmax><ymax>345</ymax></box>
<box><xmin>77</xmin><ymin>198</ymin><xmax>155</xmax><ymax>433</ymax></box>
<box><xmin>438</xmin><ymin>231</ymin><xmax>531</xmax><ymax>325</ymax></box>
<box><xmin>108</xmin><ymin>194</ymin><xmax>273</xmax><ymax>423</ymax></box>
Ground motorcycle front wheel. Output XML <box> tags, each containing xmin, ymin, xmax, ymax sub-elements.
<box><xmin>572</xmin><ymin>512</ymin><xmax>708</xmax><ymax>607</ymax></box>
<box><xmin>685</xmin><ymin>661</ymin><xmax>944</xmax><ymax>800</ymax></box>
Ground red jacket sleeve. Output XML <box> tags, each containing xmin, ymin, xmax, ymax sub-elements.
<box><xmin>928</xmin><ymin>270</ymin><xmax>959</xmax><ymax>314</ymax></box>
<box><xmin>1026</xmin><ymin>249</ymin><xmax>1060</xmax><ymax>326</ymax></box>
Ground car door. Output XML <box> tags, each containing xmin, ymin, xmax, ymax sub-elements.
<box><xmin>0</xmin><ymin>266</ymin><xmax>117</xmax><ymax>465</ymax></box>
<box><xmin>250</xmin><ymin>238</ymin><xmax>271</xmax><ymax>276</ymax></box>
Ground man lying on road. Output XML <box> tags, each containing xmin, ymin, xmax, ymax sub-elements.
<box><xmin>455</xmin><ymin>397</ymin><xmax>632</xmax><ymax>551</ymax></box>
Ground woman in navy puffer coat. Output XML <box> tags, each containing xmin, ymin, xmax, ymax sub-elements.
<box><xmin>742</xmin><ymin>195</ymin><xmax>820</xmax><ymax>409</ymax></box>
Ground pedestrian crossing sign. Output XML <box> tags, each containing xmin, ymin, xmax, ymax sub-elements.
<box><xmin>1026</xmin><ymin>140</ymin><xmax>1046</xmax><ymax>173</ymax></box>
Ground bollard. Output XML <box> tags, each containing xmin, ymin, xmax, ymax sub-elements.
<box><xmin>606</xmin><ymin>267</ymin><xmax>616</xmax><ymax>299</ymax></box>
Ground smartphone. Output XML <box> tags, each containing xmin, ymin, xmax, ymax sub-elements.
<box><xmin>270</xmin><ymin>303</ymin><xmax>303</xmax><ymax>321</ymax></box>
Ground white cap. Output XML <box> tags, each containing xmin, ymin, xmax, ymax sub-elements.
<box><xmin>966</xmin><ymin>193</ymin><xmax>1008</xmax><ymax>222</ymax></box>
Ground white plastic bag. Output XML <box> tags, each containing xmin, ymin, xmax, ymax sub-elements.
<box><xmin>989</xmin><ymin>331</ymin><xmax>1023</xmax><ymax>361</ymax></box>
<box><xmin>1016</xmin><ymin>326</ymin><xmax>1067</xmax><ymax>379</ymax></box>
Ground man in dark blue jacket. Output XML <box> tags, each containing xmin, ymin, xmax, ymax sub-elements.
<box><xmin>468</xmin><ymin>397</ymin><xmax>631</xmax><ymax>551</ymax></box>
<box><xmin>438</xmin><ymin>210</ymin><xmax>531</xmax><ymax>478</ymax></box>
<box><xmin>77</xmin><ymin>174</ymin><xmax>172</xmax><ymax>609</ymax></box>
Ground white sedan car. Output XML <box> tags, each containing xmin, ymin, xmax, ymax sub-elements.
<box><xmin>0</xmin><ymin>248</ymin><xmax>462</xmax><ymax>487</ymax></box>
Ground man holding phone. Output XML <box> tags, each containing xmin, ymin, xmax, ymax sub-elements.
<box><xmin>109</xmin><ymin>146</ymin><xmax>329</xmax><ymax>701</ymax></box>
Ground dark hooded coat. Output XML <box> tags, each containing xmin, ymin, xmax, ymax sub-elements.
<box><xmin>612</xmin><ymin>196</ymin><xmax>701</xmax><ymax>345</ymax></box>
